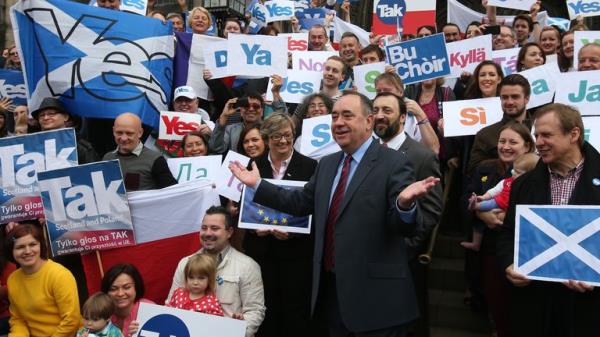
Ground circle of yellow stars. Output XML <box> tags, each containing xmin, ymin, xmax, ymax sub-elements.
<box><xmin>257</xmin><ymin>208</ymin><xmax>288</xmax><ymax>225</ymax></box>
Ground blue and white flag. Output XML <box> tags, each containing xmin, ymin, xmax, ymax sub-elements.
<box><xmin>515</xmin><ymin>205</ymin><xmax>600</xmax><ymax>286</ymax></box>
<box><xmin>10</xmin><ymin>0</ymin><xmax>174</xmax><ymax>128</ymax></box>
<box><xmin>296</xmin><ymin>7</ymin><xmax>329</xmax><ymax>30</ymax></box>
<box><xmin>0</xmin><ymin>69</ymin><xmax>27</xmax><ymax>106</ymax></box>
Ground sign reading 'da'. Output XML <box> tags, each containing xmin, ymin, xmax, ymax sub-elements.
<box><xmin>0</xmin><ymin>128</ymin><xmax>77</xmax><ymax>223</ymax></box>
<box><xmin>385</xmin><ymin>33</ymin><xmax>450</xmax><ymax>85</ymax></box>
<box><xmin>0</xmin><ymin>70</ymin><xmax>27</xmax><ymax>106</ymax></box>
<box><xmin>554</xmin><ymin>69</ymin><xmax>600</xmax><ymax>116</ymax></box>
<box><xmin>353</xmin><ymin>62</ymin><xmax>386</xmax><ymax>99</ymax></box>
<box><xmin>159</xmin><ymin>111</ymin><xmax>203</xmax><ymax>141</ymax></box>
<box><xmin>446</xmin><ymin>35</ymin><xmax>492</xmax><ymax>78</ymax></box>
<box><xmin>488</xmin><ymin>0</ymin><xmax>536</xmax><ymax>11</ymax></box>
<box><xmin>492</xmin><ymin>47</ymin><xmax>520</xmax><ymax>76</ymax></box>
<box><xmin>292</xmin><ymin>51</ymin><xmax>337</xmax><ymax>72</ymax></box>
<box><xmin>299</xmin><ymin>114</ymin><xmax>341</xmax><ymax>160</ymax></box>
<box><xmin>203</xmin><ymin>40</ymin><xmax>229</xmax><ymax>79</ymax></box>
<box><xmin>137</xmin><ymin>303</ymin><xmax>246</xmax><ymax>337</ymax></box>
<box><xmin>573</xmin><ymin>31</ymin><xmax>600</xmax><ymax>70</ymax></box>
<box><xmin>279</xmin><ymin>33</ymin><xmax>309</xmax><ymax>52</ymax></box>
<box><xmin>38</xmin><ymin>160</ymin><xmax>135</xmax><ymax>257</ymax></box>
<box><xmin>227</xmin><ymin>34</ymin><xmax>287</xmax><ymax>77</ymax></box>
<box><xmin>519</xmin><ymin>62</ymin><xmax>560</xmax><ymax>109</ymax></box>
<box><xmin>567</xmin><ymin>0</ymin><xmax>600</xmax><ymax>20</ymax></box>
<box><xmin>515</xmin><ymin>205</ymin><xmax>600</xmax><ymax>286</ymax></box>
<box><xmin>442</xmin><ymin>97</ymin><xmax>504</xmax><ymax>137</ymax></box>
<box><xmin>167</xmin><ymin>155</ymin><xmax>222</xmax><ymax>184</ymax></box>
<box><xmin>265</xmin><ymin>70</ymin><xmax>321</xmax><ymax>104</ymax></box>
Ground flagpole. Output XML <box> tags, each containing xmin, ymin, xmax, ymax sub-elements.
<box><xmin>96</xmin><ymin>250</ymin><xmax>104</xmax><ymax>278</ymax></box>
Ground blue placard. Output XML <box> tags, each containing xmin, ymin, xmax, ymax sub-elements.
<box><xmin>516</xmin><ymin>205</ymin><xmax>600</xmax><ymax>285</ymax></box>
<box><xmin>12</xmin><ymin>0</ymin><xmax>173</xmax><ymax>128</ymax></box>
<box><xmin>0</xmin><ymin>128</ymin><xmax>77</xmax><ymax>223</ymax></box>
<box><xmin>0</xmin><ymin>70</ymin><xmax>27</xmax><ymax>106</ymax></box>
<box><xmin>296</xmin><ymin>7</ymin><xmax>329</xmax><ymax>30</ymax></box>
<box><xmin>385</xmin><ymin>33</ymin><xmax>451</xmax><ymax>85</ymax></box>
<box><xmin>38</xmin><ymin>160</ymin><xmax>135</xmax><ymax>256</ymax></box>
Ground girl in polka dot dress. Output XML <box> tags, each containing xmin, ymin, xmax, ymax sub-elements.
<box><xmin>167</xmin><ymin>254</ymin><xmax>224</xmax><ymax>316</ymax></box>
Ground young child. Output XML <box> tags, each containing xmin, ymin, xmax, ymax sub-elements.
<box><xmin>168</xmin><ymin>254</ymin><xmax>224</xmax><ymax>316</ymax></box>
<box><xmin>461</xmin><ymin>153</ymin><xmax>539</xmax><ymax>251</ymax></box>
<box><xmin>77</xmin><ymin>292</ymin><xmax>124</xmax><ymax>337</ymax></box>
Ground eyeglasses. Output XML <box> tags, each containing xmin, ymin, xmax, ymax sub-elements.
<box><xmin>247</xmin><ymin>103</ymin><xmax>262</xmax><ymax>111</ymax></box>
<box><xmin>9</xmin><ymin>52</ymin><xmax>18</xmax><ymax>56</ymax></box>
<box><xmin>270</xmin><ymin>133</ymin><xmax>293</xmax><ymax>142</ymax></box>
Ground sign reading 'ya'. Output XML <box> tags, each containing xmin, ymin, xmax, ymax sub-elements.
<box><xmin>227</xmin><ymin>34</ymin><xmax>287</xmax><ymax>77</ymax></box>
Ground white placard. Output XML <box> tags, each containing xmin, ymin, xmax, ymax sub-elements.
<box><xmin>567</xmin><ymin>0</ymin><xmax>600</xmax><ymax>20</ymax></box>
<box><xmin>573</xmin><ymin>31</ymin><xmax>600</xmax><ymax>70</ymax></box>
<box><xmin>186</xmin><ymin>34</ymin><xmax>225</xmax><ymax>100</ymax></box>
<box><xmin>136</xmin><ymin>302</ymin><xmax>246</xmax><ymax>337</ymax></box>
<box><xmin>443</xmin><ymin>97</ymin><xmax>504</xmax><ymax>137</ymax></box>
<box><xmin>239</xmin><ymin>179</ymin><xmax>312</xmax><ymax>234</ymax></box>
<box><xmin>353</xmin><ymin>62</ymin><xmax>386</xmax><ymax>99</ymax></box>
<box><xmin>264</xmin><ymin>0</ymin><xmax>295</xmax><ymax>22</ymax></box>
<box><xmin>519</xmin><ymin>62</ymin><xmax>560</xmax><ymax>109</ymax></box>
<box><xmin>159</xmin><ymin>111</ymin><xmax>204</xmax><ymax>141</ymax></box>
<box><xmin>218</xmin><ymin>151</ymin><xmax>250</xmax><ymax>201</ymax></box>
<box><xmin>203</xmin><ymin>40</ymin><xmax>229</xmax><ymax>79</ymax></box>
<box><xmin>491</xmin><ymin>47</ymin><xmax>521</xmax><ymax>76</ymax></box>
<box><xmin>120</xmin><ymin>0</ymin><xmax>148</xmax><ymax>15</ymax></box>
<box><xmin>583</xmin><ymin>116</ymin><xmax>600</xmax><ymax>151</ymax></box>
<box><xmin>265</xmin><ymin>70</ymin><xmax>322</xmax><ymax>104</ymax></box>
<box><xmin>279</xmin><ymin>33</ymin><xmax>309</xmax><ymax>52</ymax></box>
<box><xmin>299</xmin><ymin>114</ymin><xmax>341</xmax><ymax>159</ymax></box>
<box><xmin>168</xmin><ymin>155</ymin><xmax>222</xmax><ymax>184</ymax></box>
<box><xmin>292</xmin><ymin>51</ymin><xmax>337</xmax><ymax>72</ymax></box>
<box><xmin>488</xmin><ymin>0</ymin><xmax>536</xmax><ymax>11</ymax></box>
<box><xmin>227</xmin><ymin>34</ymin><xmax>287</xmax><ymax>77</ymax></box>
<box><xmin>554</xmin><ymin>70</ymin><xmax>600</xmax><ymax>116</ymax></box>
<box><xmin>447</xmin><ymin>35</ymin><xmax>492</xmax><ymax>78</ymax></box>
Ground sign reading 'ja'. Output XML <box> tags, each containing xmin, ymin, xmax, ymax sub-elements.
<box><xmin>554</xmin><ymin>69</ymin><xmax>600</xmax><ymax>116</ymax></box>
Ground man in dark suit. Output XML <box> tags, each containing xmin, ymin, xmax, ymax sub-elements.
<box><xmin>373</xmin><ymin>92</ymin><xmax>443</xmax><ymax>337</ymax></box>
<box><xmin>230</xmin><ymin>91</ymin><xmax>439</xmax><ymax>337</ymax></box>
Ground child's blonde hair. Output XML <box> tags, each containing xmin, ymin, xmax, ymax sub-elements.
<box><xmin>514</xmin><ymin>153</ymin><xmax>539</xmax><ymax>173</ymax></box>
<box><xmin>82</xmin><ymin>292</ymin><xmax>115</xmax><ymax>320</ymax></box>
<box><xmin>184</xmin><ymin>254</ymin><xmax>217</xmax><ymax>295</ymax></box>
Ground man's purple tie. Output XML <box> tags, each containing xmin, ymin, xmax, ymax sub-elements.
<box><xmin>324</xmin><ymin>155</ymin><xmax>352</xmax><ymax>272</ymax></box>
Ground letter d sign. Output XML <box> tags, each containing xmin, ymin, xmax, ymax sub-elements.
<box><xmin>460</xmin><ymin>107</ymin><xmax>486</xmax><ymax>126</ymax></box>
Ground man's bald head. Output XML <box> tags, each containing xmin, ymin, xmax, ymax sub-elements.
<box><xmin>578</xmin><ymin>43</ymin><xmax>600</xmax><ymax>71</ymax></box>
<box><xmin>113</xmin><ymin>112</ymin><xmax>143</xmax><ymax>154</ymax></box>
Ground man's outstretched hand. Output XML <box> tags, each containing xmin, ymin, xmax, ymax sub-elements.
<box><xmin>397</xmin><ymin>176</ymin><xmax>440</xmax><ymax>209</ymax></box>
<box><xmin>229</xmin><ymin>161</ymin><xmax>261</xmax><ymax>188</ymax></box>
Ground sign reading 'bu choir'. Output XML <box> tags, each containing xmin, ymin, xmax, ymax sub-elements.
<box><xmin>385</xmin><ymin>34</ymin><xmax>450</xmax><ymax>85</ymax></box>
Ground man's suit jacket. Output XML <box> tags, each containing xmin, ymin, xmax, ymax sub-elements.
<box><xmin>254</xmin><ymin>140</ymin><xmax>419</xmax><ymax>332</ymax></box>
<box><xmin>396</xmin><ymin>136</ymin><xmax>443</xmax><ymax>258</ymax></box>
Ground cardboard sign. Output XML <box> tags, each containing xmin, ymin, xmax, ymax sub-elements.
<box><xmin>137</xmin><ymin>303</ymin><xmax>246</xmax><ymax>337</ymax></box>
<box><xmin>265</xmin><ymin>69</ymin><xmax>322</xmax><ymax>104</ymax></box>
<box><xmin>219</xmin><ymin>151</ymin><xmax>250</xmax><ymax>201</ymax></box>
<box><xmin>583</xmin><ymin>116</ymin><xmax>600</xmax><ymax>152</ymax></box>
<box><xmin>279</xmin><ymin>33</ymin><xmax>309</xmax><ymax>52</ymax></box>
<box><xmin>385</xmin><ymin>33</ymin><xmax>450</xmax><ymax>85</ymax></box>
<box><xmin>573</xmin><ymin>31</ymin><xmax>600</xmax><ymax>70</ymax></box>
<box><xmin>519</xmin><ymin>62</ymin><xmax>561</xmax><ymax>109</ymax></box>
<box><xmin>488</xmin><ymin>0</ymin><xmax>536</xmax><ymax>11</ymax></box>
<box><xmin>264</xmin><ymin>0</ymin><xmax>295</xmax><ymax>22</ymax></box>
<box><xmin>167</xmin><ymin>155</ymin><xmax>222</xmax><ymax>184</ymax></box>
<box><xmin>555</xmin><ymin>70</ymin><xmax>600</xmax><ymax>116</ymax></box>
<box><xmin>447</xmin><ymin>35</ymin><xmax>492</xmax><ymax>78</ymax></box>
<box><xmin>38</xmin><ymin>160</ymin><xmax>135</xmax><ymax>256</ymax></box>
<box><xmin>227</xmin><ymin>34</ymin><xmax>287</xmax><ymax>77</ymax></box>
<box><xmin>159</xmin><ymin>111</ymin><xmax>204</xmax><ymax>141</ymax></box>
<box><xmin>203</xmin><ymin>40</ymin><xmax>229</xmax><ymax>79</ymax></box>
<box><xmin>567</xmin><ymin>0</ymin><xmax>600</xmax><ymax>20</ymax></box>
<box><xmin>295</xmin><ymin>7</ymin><xmax>328</xmax><ymax>30</ymax></box>
<box><xmin>299</xmin><ymin>114</ymin><xmax>341</xmax><ymax>160</ymax></box>
<box><xmin>239</xmin><ymin>179</ymin><xmax>312</xmax><ymax>234</ymax></box>
<box><xmin>292</xmin><ymin>51</ymin><xmax>337</xmax><ymax>72</ymax></box>
<box><xmin>120</xmin><ymin>0</ymin><xmax>148</xmax><ymax>15</ymax></box>
<box><xmin>0</xmin><ymin>70</ymin><xmax>27</xmax><ymax>106</ymax></box>
<box><xmin>443</xmin><ymin>97</ymin><xmax>504</xmax><ymax>137</ymax></box>
<box><xmin>372</xmin><ymin>0</ymin><xmax>436</xmax><ymax>35</ymax></box>
<box><xmin>353</xmin><ymin>62</ymin><xmax>386</xmax><ymax>99</ymax></box>
<box><xmin>0</xmin><ymin>129</ymin><xmax>78</xmax><ymax>223</ymax></box>
<box><xmin>492</xmin><ymin>47</ymin><xmax>521</xmax><ymax>76</ymax></box>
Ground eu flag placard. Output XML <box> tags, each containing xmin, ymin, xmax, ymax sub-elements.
<box><xmin>515</xmin><ymin>205</ymin><xmax>600</xmax><ymax>286</ymax></box>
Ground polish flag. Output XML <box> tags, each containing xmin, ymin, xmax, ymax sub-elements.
<box><xmin>371</xmin><ymin>0</ymin><xmax>436</xmax><ymax>36</ymax></box>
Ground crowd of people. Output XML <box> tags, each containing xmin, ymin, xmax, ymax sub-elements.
<box><xmin>1</xmin><ymin>0</ymin><xmax>600</xmax><ymax>337</ymax></box>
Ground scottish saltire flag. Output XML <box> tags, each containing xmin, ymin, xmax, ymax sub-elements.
<box><xmin>0</xmin><ymin>69</ymin><xmax>27</xmax><ymax>106</ymax></box>
<box><xmin>10</xmin><ymin>0</ymin><xmax>174</xmax><ymax>128</ymax></box>
<box><xmin>515</xmin><ymin>205</ymin><xmax>600</xmax><ymax>286</ymax></box>
<box><xmin>239</xmin><ymin>179</ymin><xmax>312</xmax><ymax>234</ymax></box>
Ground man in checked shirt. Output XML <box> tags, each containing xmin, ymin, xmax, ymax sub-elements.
<box><xmin>496</xmin><ymin>103</ymin><xmax>600</xmax><ymax>337</ymax></box>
